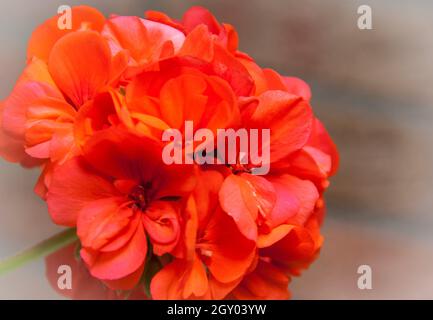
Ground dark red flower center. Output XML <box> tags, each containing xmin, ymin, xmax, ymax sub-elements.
<box><xmin>230</xmin><ymin>162</ymin><xmax>252</xmax><ymax>175</ymax></box>
<box><xmin>129</xmin><ymin>182</ymin><xmax>152</xmax><ymax>211</ymax></box>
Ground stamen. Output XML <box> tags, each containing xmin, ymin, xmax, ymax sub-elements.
<box><xmin>128</xmin><ymin>183</ymin><xmax>152</xmax><ymax>211</ymax></box>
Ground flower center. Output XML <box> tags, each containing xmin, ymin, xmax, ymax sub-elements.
<box><xmin>129</xmin><ymin>182</ymin><xmax>152</xmax><ymax>211</ymax></box>
<box><xmin>230</xmin><ymin>162</ymin><xmax>252</xmax><ymax>175</ymax></box>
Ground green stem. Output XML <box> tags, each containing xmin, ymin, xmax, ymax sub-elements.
<box><xmin>0</xmin><ymin>228</ymin><xmax>78</xmax><ymax>276</ymax></box>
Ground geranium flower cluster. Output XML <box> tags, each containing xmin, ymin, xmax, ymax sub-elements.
<box><xmin>0</xmin><ymin>6</ymin><xmax>338</xmax><ymax>299</ymax></box>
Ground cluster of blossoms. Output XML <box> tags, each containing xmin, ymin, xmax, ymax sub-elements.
<box><xmin>0</xmin><ymin>6</ymin><xmax>338</xmax><ymax>299</ymax></box>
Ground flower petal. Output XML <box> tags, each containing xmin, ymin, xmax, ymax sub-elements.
<box><xmin>233</xmin><ymin>259</ymin><xmax>290</xmax><ymax>300</ymax></box>
<box><xmin>142</xmin><ymin>201</ymin><xmax>181</xmax><ymax>256</ymax></box>
<box><xmin>77</xmin><ymin>197</ymin><xmax>134</xmax><ymax>250</ymax></box>
<box><xmin>2</xmin><ymin>82</ymin><xmax>62</xmax><ymax>139</ymax></box>
<box><xmin>268</xmin><ymin>174</ymin><xmax>319</xmax><ymax>226</ymax></box>
<box><xmin>182</xmin><ymin>6</ymin><xmax>222</xmax><ymax>34</ymax></box>
<box><xmin>150</xmin><ymin>255</ymin><xmax>208</xmax><ymax>300</ymax></box>
<box><xmin>219</xmin><ymin>174</ymin><xmax>258</xmax><ymax>241</ymax></box>
<box><xmin>199</xmin><ymin>208</ymin><xmax>256</xmax><ymax>283</ymax></box>
<box><xmin>282</xmin><ymin>76</ymin><xmax>312</xmax><ymax>102</ymax></box>
<box><xmin>46</xmin><ymin>157</ymin><xmax>119</xmax><ymax>226</ymax></box>
<box><xmin>48</xmin><ymin>31</ymin><xmax>111</xmax><ymax>107</ymax></box>
<box><xmin>81</xmin><ymin>219</ymin><xmax>147</xmax><ymax>280</ymax></box>
<box><xmin>27</xmin><ymin>5</ymin><xmax>105</xmax><ymax>61</ymax></box>
<box><xmin>102</xmin><ymin>16</ymin><xmax>185</xmax><ymax>66</ymax></box>
<box><xmin>246</xmin><ymin>90</ymin><xmax>313</xmax><ymax>163</ymax></box>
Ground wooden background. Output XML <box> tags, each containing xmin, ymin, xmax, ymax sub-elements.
<box><xmin>1</xmin><ymin>0</ymin><xmax>433</xmax><ymax>299</ymax></box>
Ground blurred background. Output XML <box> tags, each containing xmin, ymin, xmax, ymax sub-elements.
<box><xmin>1</xmin><ymin>0</ymin><xmax>433</xmax><ymax>299</ymax></box>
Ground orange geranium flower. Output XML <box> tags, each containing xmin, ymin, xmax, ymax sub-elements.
<box><xmin>150</xmin><ymin>170</ymin><xmax>256</xmax><ymax>299</ymax></box>
<box><xmin>46</xmin><ymin>129</ymin><xmax>195</xmax><ymax>289</ymax></box>
<box><xmin>2</xmin><ymin>30</ymin><xmax>125</xmax><ymax>163</ymax></box>
<box><xmin>147</xmin><ymin>6</ymin><xmax>239</xmax><ymax>54</ymax></box>
<box><xmin>101</xmin><ymin>15</ymin><xmax>185</xmax><ymax>78</ymax></box>
<box><xmin>122</xmin><ymin>57</ymin><xmax>241</xmax><ymax>142</ymax></box>
<box><xmin>218</xmin><ymin>90</ymin><xmax>319</xmax><ymax>244</ymax></box>
<box><xmin>0</xmin><ymin>5</ymin><xmax>338</xmax><ymax>300</ymax></box>
<box><xmin>231</xmin><ymin>209</ymin><xmax>323</xmax><ymax>300</ymax></box>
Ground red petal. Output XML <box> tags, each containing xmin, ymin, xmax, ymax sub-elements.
<box><xmin>77</xmin><ymin>197</ymin><xmax>134</xmax><ymax>250</ymax></box>
<box><xmin>81</xmin><ymin>220</ymin><xmax>147</xmax><ymax>280</ymax></box>
<box><xmin>207</xmin><ymin>275</ymin><xmax>242</xmax><ymax>300</ymax></box>
<box><xmin>288</xmin><ymin>146</ymin><xmax>332</xmax><ymax>179</ymax></box>
<box><xmin>82</xmin><ymin>128</ymin><xmax>163</xmax><ymax>181</ymax></box>
<box><xmin>241</xmin><ymin>173</ymin><xmax>277</xmax><ymax>223</ymax></box>
<box><xmin>82</xmin><ymin>128</ymin><xmax>196</xmax><ymax>200</ymax></box>
<box><xmin>24</xmin><ymin>96</ymin><xmax>76</xmax><ymax>161</ymax></box>
<box><xmin>282</xmin><ymin>76</ymin><xmax>312</xmax><ymax>102</ymax></box>
<box><xmin>46</xmin><ymin>157</ymin><xmax>119</xmax><ymax>226</ymax></box>
<box><xmin>103</xmin><ymin>263</ymin><xmax>145</xmax><ymax>291</ymax></box>
<box><xmin>211</xmin><ymin>44</ymin><xmax>254</xmax><ymax>96</ymax></box>
<box><xmin>182</xmin><ymin>6</ymin><xmax>222</xmax><ymax>34</ymax></box>
<box><xmin>2</xmin><ymin>82</ymin><xmax>62</xmax><ymax>139</ymax></box>
<box><xmin>142</xmin><ymin>201</ymin><xmax>181</xmax><ymax>256</ymax></box>
<box><xmin>0</xmin><ymin>101</ymin><xmax>40</xmax><ymax>166</ymax></box>
<box><xmin>261</xmin><ymin>223</ymin><xmax>322</xmax><ymax>274</ymax></box>
<box><xmin>45</xmin><ymin>242</ymin><xmax>115</xmax><ymax>300</ymax></box>
<box><xmin>268</xmin><ymin>174</ymin><xmax>319</xmax><ymax>226</ymax></box>
<box><xmin>305</xmin><ymin>118</ymin><xmax>339</xmax><ymax>176</ymax></box>
<box><xmin>247</xmin><ymin>90</ymin><xmax>313</xmax><ymax>163</ymax></box>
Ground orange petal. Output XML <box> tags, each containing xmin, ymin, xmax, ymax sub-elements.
<box><xmin>233</xmin><ymin>259</ymin><xmax>291</xmax><ymax>300</ymax></box>
<box><xmin>27</xmin><ymin>5</ymin><xmax>105</xmax><ymax>61</ymax></box>
<box><xmin>159</xmin><ymin>73</ymin><xmax>208</xmax><ymax>129</ymax></box>
<box><xmin>199</xmin><ymin>208</ymin><xmax>256</xmax><ymax>283</ymax></box>
<box><xmin>102</xmin><ymin>16</ymin><xmax>184</xmax><ymax>66</ymax></box>
<box><xmin>150</xmin><ymin>256</ymin><xmax>208</xmax><ymax>300</ymax></box>
<box><xmin>179</xmin><ymin>25</ymin><xmax>214</xmax><ymax>62</ymax></box>
<box><xmin>219</xmin><ymin>174</ymin><xmax>258</xmax><ymax>241</ymax></box>
<box><xmin>145</xmin><ymin>10</ymin><xmax>185</xmax><ymax>31</ymax></box>
<box><xmin>48</xmin><ymin>30</ymin><xmax>111</xmax><ymax>107</ymax></box>
<box><xmin>16</xmin><ymin>57</ymin><xmax>56</xmax><ymax>87</ymax></box>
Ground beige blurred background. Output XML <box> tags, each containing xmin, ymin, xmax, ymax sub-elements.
<box><xmin>1</xmin><ymin>0</ymin><xmax>433</xmax><ymax>299</ymax></box>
